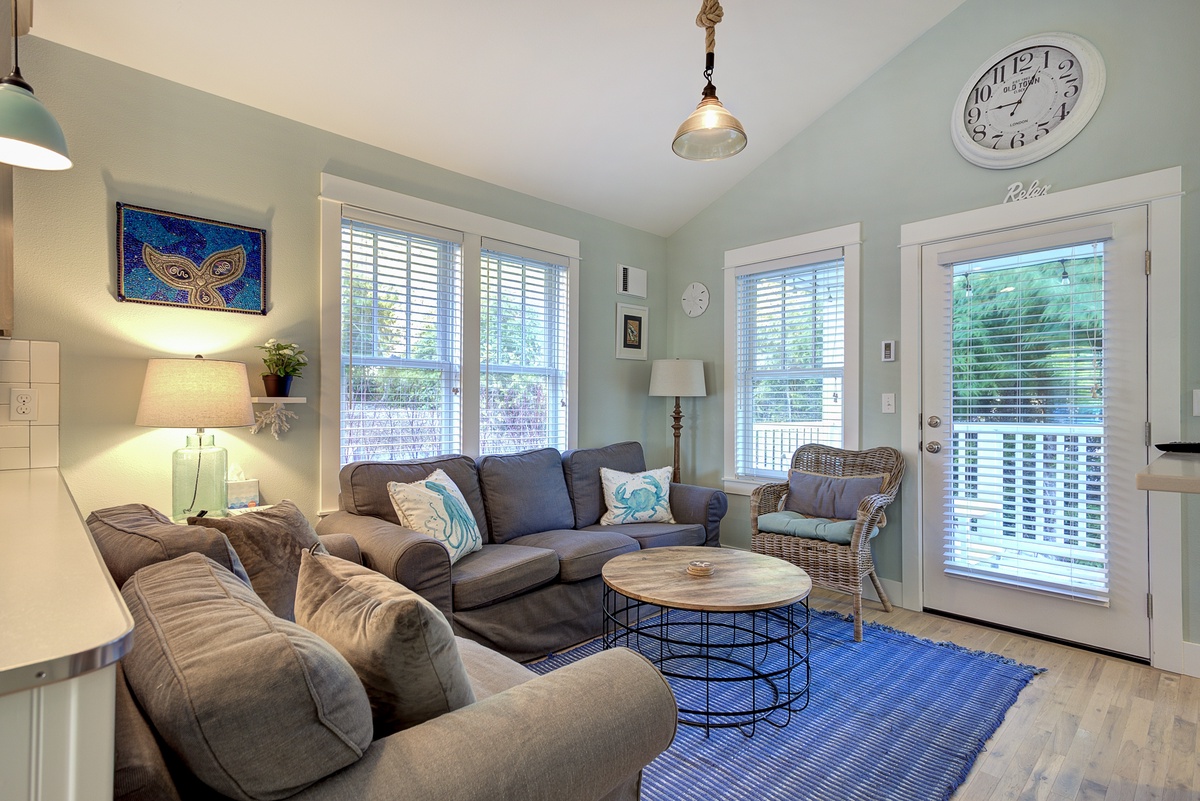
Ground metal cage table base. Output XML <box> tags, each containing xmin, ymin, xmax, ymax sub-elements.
<box><xmin>603</xmin><ymin>587</ymin><xmax>810</xmax><ymax>736</ymax></box>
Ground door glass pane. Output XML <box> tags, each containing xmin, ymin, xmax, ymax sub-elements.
<box><xmin>944</xmin><ymin>241</ymin><xmax>1108</xmax><ymax>602</ymax></box>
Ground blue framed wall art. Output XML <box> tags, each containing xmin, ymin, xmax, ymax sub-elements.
<box><xmin>116</xmin><ymin>203</ymin><xmax>267</xmax><ymax>315</ymax></box>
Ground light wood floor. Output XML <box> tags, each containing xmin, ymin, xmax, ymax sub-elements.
<box><xmin>807</xmin><ymin>589</ymin><xmax>1200</xmax><ymax>801</ymax></box>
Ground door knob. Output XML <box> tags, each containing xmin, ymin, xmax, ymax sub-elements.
<box><xmin>925</xmin><ymin>441</ymin><xmax>942</xmax><ymax>454</ymax></box>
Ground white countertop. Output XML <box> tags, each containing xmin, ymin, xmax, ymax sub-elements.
<box><xmin>1136</xmin><ymin>453</ymin><xmax>1200</xmax><ymax>493</ymax></box>
<box><xmin>0</xmin><ymin>469</ymin><xmax>133</xmax><ymax>696</ymax></box>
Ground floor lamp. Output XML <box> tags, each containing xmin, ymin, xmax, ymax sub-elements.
<box><xmin>649</xmin><ymin>359</ymin><xmax>707</xmax><ymax>483</ymax></box>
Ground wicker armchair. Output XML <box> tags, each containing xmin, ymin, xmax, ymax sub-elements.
<box><xmin>751</xmin><ymin>444</ymin><xmax>905</xmax><ymax>641</ymax></box>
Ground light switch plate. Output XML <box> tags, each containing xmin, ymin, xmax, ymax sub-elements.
<box><xmin>1193</xmin><ymin>389</ymin><xmax>1200</xmax><ymax>416</ymax></box>
<box><xmin>882</xmin><ymin>393</ymin><xmax>896</xmax><ymax>414</ymax></box>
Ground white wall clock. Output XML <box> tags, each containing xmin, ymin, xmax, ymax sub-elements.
<box><xmin>681</xmin><ymin>282</ymin><xmax>710</xmax><ymax>317</ymax></box>
<box><xmin>951</xmin><ymin>32</ymin><xmax>1105</xmax><ymax>170</ymax></box>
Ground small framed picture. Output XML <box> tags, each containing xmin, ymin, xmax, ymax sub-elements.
<box><xmin>616</xmin><ymin>302</ymin><xmax>648</xmax><ymax>360</ymax></box>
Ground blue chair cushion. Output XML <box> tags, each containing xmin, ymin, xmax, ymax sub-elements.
<box><xmin>756</xmin><ymin>512</ymin><xmax>877</xmax><ymax>545</ymax></box>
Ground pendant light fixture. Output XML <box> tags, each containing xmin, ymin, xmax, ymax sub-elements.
<box><xmin>0</xmin><ymin>0</ymin><xmax>70</xmax><ymax>170</ymax></box>
<box><xmin>672</xmin><ymin>0</ymin><xmax>746</xmax><ymax>161</ymax></box>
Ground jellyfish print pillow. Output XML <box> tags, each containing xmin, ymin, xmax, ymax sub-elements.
<box><xmin>599</xmin><ymin>466</ymin><xmax>676</xmax><ymax>525</ymax></box>
<box><xmin>387</xmin><ymin>470</ymin><xmax>483</xmax><ymax>563</ymax></box>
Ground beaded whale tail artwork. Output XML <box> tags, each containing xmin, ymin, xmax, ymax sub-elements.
<box><xmin>117</xmin><ymin>203</ymin><xmax>266</xmax><ymax>315</ymax></box>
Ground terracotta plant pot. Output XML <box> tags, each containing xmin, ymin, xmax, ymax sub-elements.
<box><xmin>262</xmin><ymin>374</ymin><xmax>293</xmax><ymax>398</ymax></box>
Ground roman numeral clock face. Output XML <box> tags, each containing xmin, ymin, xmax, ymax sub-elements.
<box><xmin>951</xmin><ymin>33</ymin><xmax>1105</xmax><ymax>169</ymax></box>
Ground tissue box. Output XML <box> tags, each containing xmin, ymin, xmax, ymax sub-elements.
<box><xmin>226</xmin><ymin>479</ymin><xmax>260</xmax><ymax>510</ymax></box>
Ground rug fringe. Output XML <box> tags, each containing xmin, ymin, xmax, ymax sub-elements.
<box><xmin>812</xmin><ymin>608</ymin><xmax>1048</xmax><ymax>674</ymax></box>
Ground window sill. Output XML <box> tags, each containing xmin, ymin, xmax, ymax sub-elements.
<box><xmin>722</xmin><ymin>476</ymin><xmax>784</xmax><ymax>497</ymax></box>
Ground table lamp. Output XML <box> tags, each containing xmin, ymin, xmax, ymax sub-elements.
<box><xmin>649</xmin><ymin>359</ymin><xmax>707</xmax><ymax>483</ymax></box>
<box><xmin>136</xmin><ymin>356</ymin><xmax>254</xmax><ymax>521</ymax></box>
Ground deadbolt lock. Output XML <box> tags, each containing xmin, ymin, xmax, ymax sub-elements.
<box><xmin>927</xmin><ymin>415</ymin><xmax>942</xmax><ymax>428</ymax></box>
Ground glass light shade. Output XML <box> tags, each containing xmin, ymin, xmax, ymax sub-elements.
<box><xmin>649</xmin><ymin>359</ymin><xmax>707</xmax><ymax>398</ymax></box>
<box><xmin>172</xmin><ymin>433</ymin><xmax>229</xmax><ymax>521</ymax></box>
<box><xmin>672</xmin><ymin>95</ymin><xmax>747</xmax><ymax>161</ymax></box>
<box><xmin>0</xmin><ymin>81</ymin><xmax>70</xmax><ymax>170</ymax></box>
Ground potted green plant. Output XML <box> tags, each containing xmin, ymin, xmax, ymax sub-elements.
<box><xmin>257</xmin><ymin>339</ymin><xmax>307</xmax><ymax>397</ymax></box>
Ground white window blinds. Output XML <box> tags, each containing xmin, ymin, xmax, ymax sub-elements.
<box><xmin>479</xmin><ymin>240</ymin><xmax>569</xmax><ymax>454</ymax></box>
<box><xmin>340</xmin><ymin>215</ymin><xmax>463</xmax><ymax>462</ymax></box>
<box><xmin>734</xmin><ymin>255</ymin><xmax>845</xmax><ymax>479</ymax></box>
<box><xmin>944</xmin><ymin>240</ymin><xmax>1109</xmax><ymax>602</ymax></box>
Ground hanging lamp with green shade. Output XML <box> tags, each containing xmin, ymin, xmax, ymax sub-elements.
<box><xmin>0</xmin><ymin>0</ymin><xmax>69</xmax><ymax>170</ymax></box>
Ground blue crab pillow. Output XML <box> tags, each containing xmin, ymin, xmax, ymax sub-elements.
<box><xmin>386</xmin><ymin>470</ymin><xmax>483</xmax><ymax>564</ymax></box>
<box><xmin>599</xmin><ymin>467</ymin><xmax>675</xmax><ymax>525</ymax></box>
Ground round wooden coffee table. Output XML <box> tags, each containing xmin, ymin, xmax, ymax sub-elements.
<box><xmin>602</xmin><ymin>546</ymin><xmax>812</xmax><ymax>734</ymax></box>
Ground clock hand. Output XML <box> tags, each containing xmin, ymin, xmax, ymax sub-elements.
<box><xmin>1009</xmin><ymin>68</ymin><xmax>1042</xmax><ymax>116</ymax></box>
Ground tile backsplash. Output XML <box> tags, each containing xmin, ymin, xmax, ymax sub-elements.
<box><xmin>0</xmin><ymin>339</ymin><xmax>59</xmax><ymax>470</ymax></box>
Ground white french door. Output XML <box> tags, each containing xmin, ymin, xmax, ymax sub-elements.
<box><xmin>920</xmin><ymin>206</ymin><xmax>1150</xmax><ymax>658</ymax></box>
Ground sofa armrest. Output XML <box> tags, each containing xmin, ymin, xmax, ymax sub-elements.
<box><xmin>316</xmin><ymin>532</ymin><xmax>362</xmax><ymax>564</ymax></box>
<box><xmin>290</xmin><ymin>647</ymin><xmax>677</xmax><ymax>801</ymax></box>
<box><xmin>315</xmin><ymin>511</ymin><xmax>452</xmax><ymax>616</ymax></box>
<box><xmin>669</xmin><ymin>482</ymin><xmax>728</xmax><ymax>547</ymax></box>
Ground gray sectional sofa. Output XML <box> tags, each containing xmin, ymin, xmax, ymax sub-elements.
<box><xmin>316</xmin><ymin>441</ymin><xmax>729</xmax><ymax>661</ymax></box>
<box><xmin>89</xmin><ymin>501</ymin><xmax>678</xmax><ymax>801</ymax></box>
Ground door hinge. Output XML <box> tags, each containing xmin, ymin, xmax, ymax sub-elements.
<box><xmin>1147</xmin><ymin>592</ymin><xmax>1154</xmax><ymax>619</ymax></box>
<box><xmin>1145</xmin><ymin>422</ymin><xmax>1151</xmax><ymax>447</ymax></box>
<box><xmin>917</xmin><ymin>413</ymin><xmax>924</xmax><ymax>430</ymax></box>
<box><xmin>1145</xmin><ymin>251</ymin><xmax>1152</xmax><ymax>275</ymax></box>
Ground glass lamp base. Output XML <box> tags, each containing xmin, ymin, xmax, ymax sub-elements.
<box><xmin>172</xmin><ymin>433</ymin><xmax>229</xmax><ymax>521</ymax></box>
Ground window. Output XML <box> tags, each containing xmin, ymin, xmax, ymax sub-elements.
<box><xmin>723</xmin><ymin>224</ymin><xmax>860</xmax><ymax>493</ymax></box>
<box><xmin>320</xmin><ymin>176</ymin><xmax>579</xmax><ymax>512</ymax></box>
<box><xmin>479</xmin><ymin>243</ymin><xmax>569</xmax><ymax>454</ymax></box>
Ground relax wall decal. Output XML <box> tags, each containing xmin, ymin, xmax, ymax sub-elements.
<box><xmin>1003</xmin><ymin>179</ymin><xmax>1052</xmax><ymax>203</ymax></box>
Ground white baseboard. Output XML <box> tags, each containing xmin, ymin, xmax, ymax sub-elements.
<box><xmin>1181</xmin><ymin>640</ymin><xmax>1200</xmax><ymax>679</ymax></box>
<box><xmin>861</xmin><ymin>577</ymin><xmax>905</xmax><ymax>609</ymax></box>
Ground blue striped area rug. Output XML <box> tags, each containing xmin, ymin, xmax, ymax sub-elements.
<box><xmin>529</xmin><ymin>609</ymin><xmax>1044</xmax><ymax>801</ymax></box>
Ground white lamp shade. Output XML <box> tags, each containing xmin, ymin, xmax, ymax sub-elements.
<box><xmin>649</xmin><ymin>359</ymin><xmax>706</xmax><ymax>398</ymax></box>
<box><xmin>0</xmin><ymin>82</ymin><xmax>71</xmax><ymax>170</ymax></box>
<box><xmin>136</xmin><ymin>357</ymin><xmax>255</xmax><ymax>429</ymax></box>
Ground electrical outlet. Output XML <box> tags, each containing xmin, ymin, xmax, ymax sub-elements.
<box><xmin>10</xmin><ymin>387</ymin><xmax>38</xmax><ymax>421</ymax></box>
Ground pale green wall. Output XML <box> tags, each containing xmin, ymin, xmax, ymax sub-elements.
<box><xmin>12</xmin><ymin>38</ymin><xmax>669</xmax><ymax>520</ymax></box>
<box><xmin>11</xmin><ymin>0</ymin><xmax>1198</xmax><ymax>639</ymax></box>
<box><xmin>663</xmin><ymin>0</ymin><xmax>1200</xmax><ymax>638</ymax></box>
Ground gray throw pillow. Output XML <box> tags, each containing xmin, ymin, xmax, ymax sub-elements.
<box><xmin>120</xmin><ymin>553</ymin><xmax>373</xmax><ymax>801</ymax></box>
<box><xmin>87</xmin><ymin>503</ymin><xmax>249</xmax><ymax>588</ymax></box>
<box><xmin>783</xmin><ymin>470</ymin><xmax>886</xmax><ymax>520</ymax></box>
<box><xmin>477</xmin><ymin>447</ymin><xmax>575</xmax><ymax>543</ymax></box>
<box><xmin>189</xmin><ymin>500</ymin><xmax>325</xmax><ymax>621</ymax></box>
<box><xmin>295</xmin><ymin>549</ymin><xmax>476</xmax><ymax>737</ymax></box>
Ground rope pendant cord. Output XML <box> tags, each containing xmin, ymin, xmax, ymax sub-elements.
<box><xmin>695</xmin><ymin>0</ymin><xmax>724</xmax><ymax>54</ymax></box>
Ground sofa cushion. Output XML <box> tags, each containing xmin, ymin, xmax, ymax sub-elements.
<box><xmin>562</xmin><ymin>441</ymin><xmax>647</xmax><ymax>528</ymax></box>
<box><xmin>477</xmin><ymin>448</ymin><xmax>575</xmax><ymax>543</ymax></box>
<box><xmin>87</xmin><ymin>503</ymin><xmax>249</xmax><ymax>588</ymax></box>
<box><xmin>189</xmin><ymin>500</ymin><xmax>326</xmax><ymax>621</ymax></box>
<box><xmin>451</xmin><ymin>543</ymin><xmax>560</xmax><ymax>610</ymax></box>
<box><xmin>580</xmin><ymin>522</ymin><xmax>706</xmax><ymax>549</ymax></box>
<box><xmin>454</xmin><ymin>636</ymin><xmax>535</xmax><ymax>700</ymax></box>
<box><xmin>386</xmin><ymin>469</ymin><xmax>483</xmax><ymax>564</ymax></box>
<box><xmin>783</xmin><ymin>470</ymin><xmax>886</xmax><ymax>520</ymax></box>
<box><xmin>120</xmin><ymin>553</ymin><xmax>373</xmax><ymax>801</ymax></box>
<box><xmin>507</xmin><ymin>529</ymin><xmax>639</xmax><ymax>583</ymax></box>
<box><xmin>339</xmin><ymin>455</ymin><xmax>489</xmax><ymax>541</ymax></box>
<box><xmin>599</xmin><ymin>466</ymin><xmax>675</xmax><ymax>525</ymax></box>
<box><xmin>294</xmin><ymin>549</ymin><xmax>475</xmax><ymax>737</ymax></box>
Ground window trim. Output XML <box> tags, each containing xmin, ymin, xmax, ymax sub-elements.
<box><xmin>318</xmin><ymin>174</ymin><xmax>580</xmax><ymax>513</ymax></box>
<box><xmin>721</xmin><ymin>222</ymin><xmax>861</xmax><ymax>496</ymax></box>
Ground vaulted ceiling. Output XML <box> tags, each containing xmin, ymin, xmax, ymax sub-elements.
<box><xmin>34</xmin><ymin>0</ymin><xmax>965</xmax><ymax>236</ymax></box>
